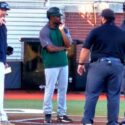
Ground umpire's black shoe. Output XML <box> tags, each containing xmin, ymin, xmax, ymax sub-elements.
<box><xmin>57</xmin><ymin>115</ymin><xmax>72</xmax><ymax>123</ymax></box>
<box><xmin>44</xmin><ymin>114</ymin><xmax>52</xmax><ymax>123</ymax></box>
<box><xmin>120</xmin><ymin>120</ymin><xmax>125</xmax><ymax>125</ymax></box>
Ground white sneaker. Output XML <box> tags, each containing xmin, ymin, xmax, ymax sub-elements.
<box><xmin>85</xmin><ymin>124</ymin><xmax>92</xmax><ymax>125</ymax></box>
<box><xmin>0</xmin><ymin>111</ymin><xmax>8</xmax><ymax>121</ymax></box>
<box><xmin>0</xmin><ymin>121</ymin><xmax>15</xmax><ymax>125</ymax></box>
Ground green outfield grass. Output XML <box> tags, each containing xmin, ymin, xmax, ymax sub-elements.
<box><xmin>4</xmin><ymin>99</ymin><xmax>125</xmax><ymax>117</ymax></box>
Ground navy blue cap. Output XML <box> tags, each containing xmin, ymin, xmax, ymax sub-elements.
<box><xmin>0</xmin><ymin>2</ymin><xmax>10</xmax><ymax>10</ymax></box>
<box><xmin>101</xmin><ymin>8</ymin><xmax>115</xmax><ymax>20</ymax></box>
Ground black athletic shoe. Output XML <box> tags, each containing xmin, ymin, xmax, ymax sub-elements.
<box><xmin>44</xmin><ymin>114</ymin><xmax>52</xmax><ymax>123</ymax></box>
<box><xmin>57</xmin><ymin>115</ymin><xmax>72</xmax><ymax>123</ymax></box>
<box><xmin>120</xmin><ymin>120</ymin><xmax>125</xmax><ymax>125</ymax></box>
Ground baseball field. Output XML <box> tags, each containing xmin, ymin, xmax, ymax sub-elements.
<box><xmin>4</xmin><ymin>90</ymin><xmax>125</xmax><ymax>125</ymax></box>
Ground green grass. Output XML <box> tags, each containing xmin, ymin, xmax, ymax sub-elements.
<box><xmin>4</xmin><ymin>99</ymin><xmax>125</xmax><ymax>117</ymax></box>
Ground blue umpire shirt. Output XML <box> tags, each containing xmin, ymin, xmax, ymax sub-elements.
<box><xmin>83</xmin><ymin>22</ymin><xmax>125</xmax><ymax>63</ymax></box>
<box><xmin>0</xmin><ymin>24</ymin><xmax>7</xmax><ymax>64</ymax></box>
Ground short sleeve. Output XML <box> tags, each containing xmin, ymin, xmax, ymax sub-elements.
<box><xmin>39</xmin><ymin>25</ymin><xmax>52</xmax><ymax>48</ymax></box>
<box><xmin>83</xmin><ymin>29</ymin><xmax>96</xmax><ymax>49</ymax></box>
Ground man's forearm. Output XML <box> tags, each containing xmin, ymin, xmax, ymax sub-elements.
<box><xmin>60</xmin><ymin>30</ymin><xmax>71</xmax><ymax>48</ymax></box>
<box><xmin>58</xmin><ymin>24</ymin><xmax>72</xmax><ymax>48</ymax></box>
<box><xmin>78</xmin><ymin>48</ymin><xmax>90</xmax><ymax>64</ymax></box>
<box><xmin>46</xmin><ymin>45</ymin><xmax>66</xmax><ymax>52</ymax></box>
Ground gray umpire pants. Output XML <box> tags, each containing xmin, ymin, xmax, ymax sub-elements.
<box><xmin>121</xmin><ymin>67</ymin><xmax>125</xmax><ymax>94</ymax></box>
<box><xmin>83</xmin><ymin>58</ymin><xmax>124</xmax><ymax>125</ymax></box>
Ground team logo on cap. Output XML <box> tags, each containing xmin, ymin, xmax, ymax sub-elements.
<box><xmin>0</xmin><ymin>2</ymin><xmax>10</xmax><ymax>10</ymax></box>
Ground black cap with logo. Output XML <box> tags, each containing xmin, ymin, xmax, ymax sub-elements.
<box><xmin>47</xmin><ymin>7</ymin><xmax>62</xmax><ymax>19</ymax></box>
<box><xmin>0</xmin><ymin>2</ymin><xmax>10</xmax><ymax>10</ymax></box>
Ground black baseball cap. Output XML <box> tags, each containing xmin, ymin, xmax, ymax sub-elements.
<box><xmin>47</xmin><ymin>7</ymin><xmax>62</xmax><ymax>18</ymax></box>
<box><xmin>101</xmin><ymin>8</ymin><xmax>115</xmax><ymax>20</ymax></box>
<box><xmin>0</xmin><ymin>2</ymin><xmax>10</xmax><ymax>10</ymax></box>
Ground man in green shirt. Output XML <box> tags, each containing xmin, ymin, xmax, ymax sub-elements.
<box><xmin>39</xmin><ymin>7</ymin><xmax>72</xmax><ymax>123</ymax></box>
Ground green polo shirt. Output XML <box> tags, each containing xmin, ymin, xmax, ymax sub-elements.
<box><xmin>41</xmin><ymin>28</ymin><xmax>68</xmax><ymax>68</ymax></box>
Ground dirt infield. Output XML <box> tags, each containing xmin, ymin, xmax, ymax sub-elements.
<box><xmin>8</xmin><ymin>113</ymin><xmax>124</xmax><ymax>125</ymax></box>
<box><xmin>5</xmin><ymin>90</ymin><xmax>123</xmax><ymax>101</ymax></box>
<box><xmin>5</xmin><ymin>90</ymin><xmax>125</xmax><ymax>101</ymax></box>
<box><xmin>9</xmin><ymin>114</ymin><xmax>103</xmax><ymax>125</ymax></box>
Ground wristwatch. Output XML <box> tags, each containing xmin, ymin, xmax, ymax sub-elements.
<box><xmin>78</xmin><ymin>63</ymin><xmax>84</xmax><ymax>65</ymax></box>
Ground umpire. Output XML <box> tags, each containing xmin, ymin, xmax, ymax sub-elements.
<box><xmin>77</xmin><ymin>8</ymin><xmax>125</xmax><ymax>125</ymax></box>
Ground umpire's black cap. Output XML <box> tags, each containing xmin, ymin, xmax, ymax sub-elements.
<box><xmin>47</xmin><ymin>7</ymin><xmax>62</xmax><ymax>19</ymax></box>
<box><xmin>0</xmin><ymin>2</ymin><xmax>10</xmax><ymax>10</ymax></box>
<box><xmin>101</xmin><ymin>8</ymin><xmax>115</xmax><ymax>20</ymax></box>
